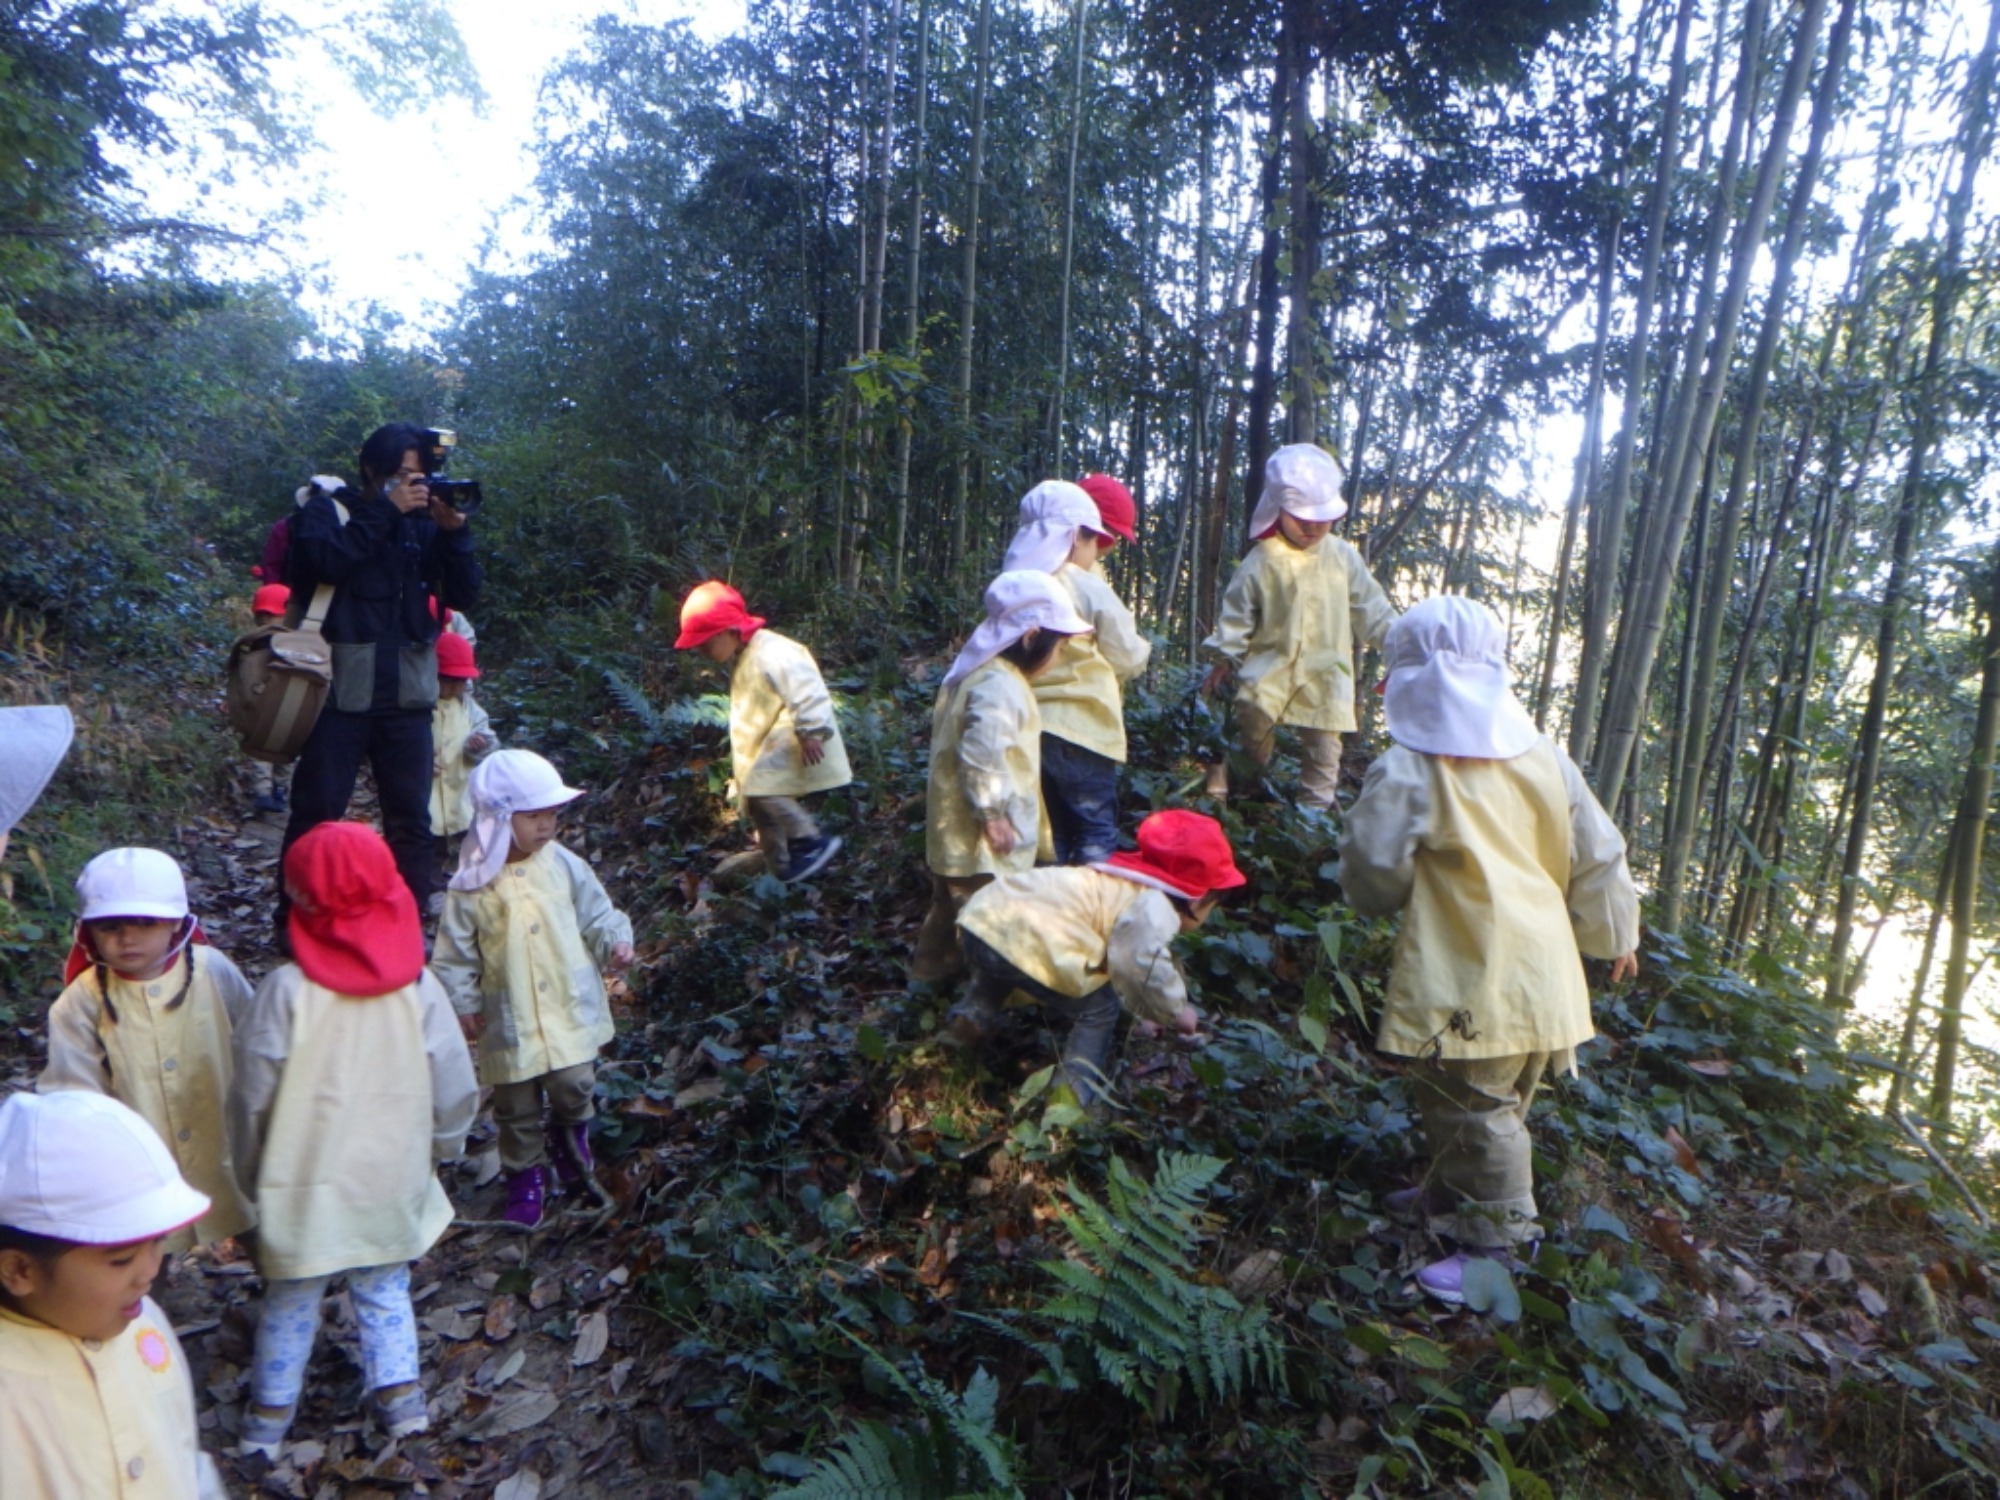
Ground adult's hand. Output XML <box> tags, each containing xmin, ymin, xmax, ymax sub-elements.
<box><xmin>386</xmin><ymin>472</ymin><xmax>431</xmax><ymax>515</ymax></box>
<box><xmin>428</xmin><ymin>494</ymin><xmax>468</xmax><ymax>531</ymax></box>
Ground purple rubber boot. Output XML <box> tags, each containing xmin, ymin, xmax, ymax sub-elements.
<box><xmin>501</xmin><ymin>1165</ymin><xmax>549</xmax><ymax>1228</ymax></box>
<box><xmin>550</xmin><ymin>1120</ymin><xmax>594</xmax><ymax>1190</ymax></box>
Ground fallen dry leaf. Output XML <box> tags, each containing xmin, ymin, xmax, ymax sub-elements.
<box><xmin>472</xmin><ymin>1388</ymin><xmax>560</xmax><ymax>1439</ymax></box>
<box><xmin>674</xmin><ymin>1079</ymin><xmax>726</xmax><ymax>1108</ymax></box>
<box><xmin>1228</xmin><ymin>1248</ymin><xmax>1287</xmax><ymax>1301</ymax></box>
<box><xmin>1488</xmin><ymin>1386</ymin><xmax>1560</xmax><ymax>1424</ymax></box>
<box><xmin>484</xmin><ymin>1295</ymin><xmax>519</xmax><ymax>1341</ymax></box>
<box><xmin>423</xmin><ymin>1309</ymin><xmax>481</xmax><ymax>1342</ymax></box>
<box><xmin>1664</xmin><ymin>1124</ymin><xmax>1703</xmax><ymax>1178</ymax></box>
<box><xmin>1857</xmin><ymin>1282</ymin><xmax>1889</xmax><ymax>1317</ymax></box>
<box><xmin>493</xmin><ymin>1469</ymin><xmax>543</xmax><ymax>1500</ymax></box>
<box><xmin>573</xmin><ymin>1309</ymin><xmax>610</xmax><ymax>1367</ymax></box>
<box><xmin>1687</xmin><ymin>1057</ymin><xmax>1734</xmax><ymax>1077</ymax></box>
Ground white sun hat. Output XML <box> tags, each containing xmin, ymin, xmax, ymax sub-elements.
<box><xmin>1381</xmin><ymin>596</ymin><xmax>1540</xmax><ymax>760</ymax></box>
<box><xmin>451</xmin><ymin>749</ymin><xmax>586</xmax><ymax>892</ymax></box>
<box><xmin>941</xmin><ymin>570</ymin><xmax>1094</xmax><ymax>689</ymax></box>
<box><xmin>1001</xmin><ymin>480</ymin><xmax>1105</xmax><ymax>575</ymax></box>
<box><xmin>76</xmin><ymin>847</ymin><xmax>190</xmax><ymax>923</ymax></box>
<box><xmin>1248</xmin><ymin>443</ymin><xmax>1348</xmax><ymax>540</ymax></box>
<box><xmin>0</xmin><ymin>1091</ymin><xmax>210</xmax><ymax>1244</ymax></box>
<box><xmin>0</xmin><ymin>705</ymin><xmax>74</xmax><ymax>834</ymax></box>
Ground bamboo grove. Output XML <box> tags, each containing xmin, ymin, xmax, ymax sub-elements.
<box><xmin>6</xmin><ymin>0</ymin><xmax>2000</xmax><ymax>1123</ymax></box>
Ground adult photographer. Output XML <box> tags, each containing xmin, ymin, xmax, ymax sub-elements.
<box><xmin>277</xmin><ymin>422</ymin><xmax>481</xmax><ymax>937</ymax></box>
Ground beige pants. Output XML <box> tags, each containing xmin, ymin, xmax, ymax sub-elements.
<box><xmin>910</xmin><ymin>872</ymin><xmax>992</xmax><ymax>984</ymax></box>
<box><xmin>491</xmin><ymin>1061</ymin><xmax>597</xmax><ymax>1171</ymax></box>
<box><xmin>746</xmin><ymin>795</ymin><xmax>820</xmax><ymax>875</ymax></box>
<box><xmin>1203</xmin><ymin>702</ymin><xmax>1343</xmax><ymax>809</ymax></box>
<box><xmin>1411</xmin><ymin>1052</ymin><xmax>1561</xmax><ymax>1248</ymax></box>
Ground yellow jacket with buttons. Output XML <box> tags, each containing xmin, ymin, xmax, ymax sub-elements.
<box><xmin>925</xmin><ymin>658</ymin><xmax>1045</xmax><ymax>878</ymax></box>
<box><xmin>1336</xmin><ymin>737</ymin><xmax>1640</xmax><ymax>1062</ymax></box>
<box><xmin>38</xmin><ymin>946</ymin><xmax>257</xmax><ymax>1253</ymax></box>
<box><xmin>432</xmin><ymin>842</ymin><xmax>635</xmax><ymax>1087</ymax></box>
<box><xmin>1032</xmin><ymin>563</ymin><xmax>1151</xmax><ymax>762</ymax></box>
<box><xmin>0</xmin><ymin>1299</ymin><xmax>226</xmax><ymax>1500</ymax></box>
<box><xmin>730</xmin><ymin>628</ymin><xmax>853</xmax><ymax>800</ymax></box>
<box><xmin>957</xmin><ymin>868</ymin><xmax>1191</xmax><ymax>1026</ymax></box>
<box><xmin>1203</xmin><ymin>534</ymin><xmax>1397</xmax><ymax>731</ymax></box>
<box><xmin>430</xmin><ymin>692</ymin><xmax>497</xmax><ymax>837</ymax></box>
<box><xmin>229</xmin><ymin>965</ymin><xmax>477</xmax><ymax>1282</ymax></box>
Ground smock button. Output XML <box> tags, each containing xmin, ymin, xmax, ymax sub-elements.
<box><xmin>83</xmin><ymin>1339</ymin><xmax>102</xmax><ymax>1352</ymax></box>
<box><xmin>147</xmin><ymin>984</ymin><xmax>161</xmax><ymax>998</ymax></box>
<box><xmin>178</xmin><ymin>1129</ymin><xmax>191</xmax><ymax>1142</ymax></box>
<box><xmin>530</xmin><ymin>924</ymin><xmax>540</xmax><ymax>935</ymax></box>
<box><xmin>163</xmin><ymin>1057</ymin><xmax>177</xmax><ymax>1071</ymax></box>
<box><xmin>128</xmin><ymin>1458</ymin><xmax>145</xmax><ymax>1480</ymax></box>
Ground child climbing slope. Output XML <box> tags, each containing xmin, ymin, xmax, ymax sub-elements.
<box><xmin>1202</xmin><ymin>444</ymin><xmax>1397</xmax><ymax>808</ymax></box>
<box><xmin>1336</xmin><ymin>597</ymin><xmax>1639</xmax><ymax>1303</ymax></box>
<box><xmin>39</xmin><ymin>847</ymin><xmax>257</xmax><ymax>1255</ymax></box>
<box><xmin>1003</xmin><ymin>478</ymin><xmax>1151</xmax><ymax>865</ymax></box>
<box><xmin>231</xmin><ymin>821</ymin><xmax>478</xmax><ymax>1454</ymax></box>
<box><xmin>911</xmin><ymin>570</ymin><xmax>1093</xmax><ymax>983</ymax></box>
<box><xmin>676</xmin><ymin>580</ymin><xmax>851</xmax><ymax>882</ymax></box>
<box><xmin>433</xmin><ymin>750</ymin><xmax>635</xmax><ymax>1228</ymax></box>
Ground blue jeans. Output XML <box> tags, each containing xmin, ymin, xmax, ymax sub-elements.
<box><xmin>1041</xmin><ymin>734</ymin><xmax>1119</xmax><ymax>865</ymax></box>
<box><xmin>961</xmin><ymin>932</ymin><xmax>1121</xmax><ymax>1103</ymax></box>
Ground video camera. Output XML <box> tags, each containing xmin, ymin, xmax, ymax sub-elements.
<box><xmin>419</xmin><ymin>428</ymin><xmax>483</xmax><ymax>517</ymax></box>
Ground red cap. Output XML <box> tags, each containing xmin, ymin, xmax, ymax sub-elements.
<box><xmin>675</xmin><ymin>581</ymin><xmax>766</xmax><ymax>649</ymax></box>
<box><xmin>1077</xmin><ymin>474</ymin><xmax>1137</xmax><ymax>545</ymax></box>
<box><xmin>1103</xmin><ymin>810</ymin><xmax>1246</xmax><ymax>899</ymax></box>
<box><xmin>283</xmin><ymin>822</ymin><xmax>425</xmax><ymax>997</ymax></box>
<box><xmin>252</xmin><ymin>583</ymin><xmax>291</xmax><ymax>616</ymax></box>
<box><xmin>437</xmin><ymin>632</ymin><xmax>480</xmax><ymax>679</ymax></box>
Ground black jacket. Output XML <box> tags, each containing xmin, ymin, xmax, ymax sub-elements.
<box><xmin>288</xmin><ymin>488</ymin><xmax>481</xmax><ymax>714</ymax></box>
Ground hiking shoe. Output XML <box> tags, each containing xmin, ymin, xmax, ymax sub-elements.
<box><xmin>252</xmin><ymin>791</ymin><xmax>287</xmax><ymax>816</ymax></box>
<box><xmin>1383</xmin><ymin>1185</ymin><xmax>1429</xmax><ymax>1222</ymax></box>
<box><xmin>550</xmin><ymin>1119</ymin><xmax>594</xmax><ymax>1190</ymax></box>
<box><xmin>781</xmin><ymin>835</ymin><xmax>842</xmax><ymax>883</ymax></box>
<box><xmin>235</xmin><ymin>1403</ymin><xmax>295</xmax><ymax>1460</ymax></box>
<box><xmin>371</xmin><ymin>1383</ymin><xmax>429</xmax><ymax>1440</ymax></box>
<box><xmin>501</xmin><ymin>1165</ymin><xmax>550</xmax><ymax>1229</ymax></box>
<box><xmin>1415</xmin><ymin>1242</ymin><xmax>1540</xmax><ymax>1306</ymax></box>
<box><xmin>939</xmin><ymin>994</ymin><xmax>1002</xmax><ymax>1051</ymax></box>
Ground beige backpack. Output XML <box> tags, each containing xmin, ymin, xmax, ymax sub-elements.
<box><xmin>225</xmin><ymin>583</ymin><xmax>335</xmax><ymax>763</ymax></box>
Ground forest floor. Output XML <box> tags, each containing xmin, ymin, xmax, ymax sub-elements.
<box><xmin>6</xmin><ymin>651</ymin><xmax>2000</xmax><ymax>1498</ymax></box>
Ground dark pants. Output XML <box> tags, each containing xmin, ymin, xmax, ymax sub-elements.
<box><xmin>1040</xmin><ymin>734</ymin><xmax>1120</xmax><ymax>866</ymax></box>
<box><xmin>278</xmin><ymin>707</ymin><xmax>436</xmax><ymax>932</ymax></box>
<box><xmin>960</xmin><ymin>932</ymin><xmax>1121</xmax><ymax>1104</ymax></box>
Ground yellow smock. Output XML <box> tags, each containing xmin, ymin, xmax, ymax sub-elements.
<box><xmin>38</xmin><ymin>946</ymin><xmax>257</xmax><ymax>1252</ymax></box>
<box><xmin>1033</xmin><ymin>562</ymin><xmax>1151</xmax><ymax>762</ymax></box>
<box><xmin>957</xmin><ymin>867</ymin><xmax>1190</xmax><ymax>1026</ymax></box>
<box><xmin>925</xmin><ymin>658</ymin><xmax>1044</xmax><ymax>878</ymax></box>
<box><xmin>1203</xmin><ymin>534</ymin><xmax>1396</xmax><ymax>730</ymax></box>
<box><xmin>730</xmin><ymin>628</ymin><xmax>853</xmax><ymax>799</ymax></box>
<box><xmin>0</xmin><ymin>1299</ymin><xmax>226</xmax><ymax>1500</ymax></box>
<box><xmin>432</xmin><ymin>842</ymin><xmax>634</xmax><ymax>1087</ymax></box>
<box><xmin>229</xmin><ymin>965</ymin><xmax>477</xmax><ymax>1283</ymax></box>
<box><xmin>1337</xmin><ymin>737</ymin><xmax>1640</xmax><ymax>1062</ymax></box>
<box><xmin>430</xmin><ymin>692</ymin><xmax>496</xmax><ymax>837</ymax></box>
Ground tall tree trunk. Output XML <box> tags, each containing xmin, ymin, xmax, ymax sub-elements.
<box><xmin>890</xmin><ymin>0</ymin><xmax>929</xmax><ymax>593</ymax></box>
<box><xmin>853</xmin><ymin>0</ymin><xmax>873</xmax><ymax>363</ymax></box>
<box><xmin>1284</xmin><ymin>18</ymin><xmax>1317</xmax><ymax>444</ymax></box>
<box><xmin>1052</xmin><ymin>0</ymin><xmax>1091</xmax><ymax>475</ymax></box>
<box><xmin>1656</xmin><ymin>0</ymin><xmax>1855</xmax><ymax>927</ymax></box>
<box><xmin>1570</xmin><ymin>0</ymin><xmax>1696</xmax><ymax>763</ymax></box>
<box><xmin>950</xmin><ymin>0</ymin><xmax>994</xmax><ymax>568</ymax></box>
<box><xmin>1828</xmin><ymin>0</ymin><xmax>2000</xmax><ymax>1005</ymax></box>
<box><xmin>1890</xmin><ymin>822</ymin><xmax>1960</xmax><ymax>1114</ymax></box>
<box><xmin>866</xmin><ymin>0</ymin><xmax>903</xmax><ymax>355</ymax></box>
<box><xmin>1593</xmin><ymin>0</ymin><xmax>1826</xmax><ymax>813</ymax></box>
<box><xmin>1242</xmin><ymin>23</ymin><xmax>1294</xmax><ymax>519</ymax></box>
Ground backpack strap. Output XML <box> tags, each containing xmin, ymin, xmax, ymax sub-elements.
<box><xmin>300</xmin><ymin>582</ymin><xmax>335</xmax><ymax>635</ymax></box>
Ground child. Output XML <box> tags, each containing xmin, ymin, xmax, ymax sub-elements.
<box><xmin>433</xmin><ymin>750</ymin><xmax>635</xmax><ymax>1228</ymax></box>
<box><xmin>1002</xmin><ymin>479</ymin><xmax>1152</xmax><ymax>865</ymax></box>
<box><xmin>675</xmin><ymin>580</ymin><xmax>851</xmax><ymax>882</ymax></box>
<box><xmin>230</xmin><ymin>820</ymin><xmax>479</xmax><ymax>1454</ymax></box>
<box><xmin>911</xmin><ymin>570</ymin><xmax>1093</xmax><ymax>983</ymax></box>
<box><xmin>249</xmin><ymin>581</ymin><xmax>293</xmax><ymax>815</ymax></box>
<box><xmin>1336</xmin><ymin>597</ymin><xmax>1639</xmax><ymax>1303</ymax></box>
<box><xmin>947</xmin><ymin>809</ymin><xmax>1242</xmax><ymax>1105</ymax></box>
<box><xmin>430</xmin><ymin>630</ymin><xmax>497</xmax><ymax>873</ymax></box>
<box><xmin>39</xmin><ymin>847</ymin><xmax>258</xmax><ymax>1255</ymax></box>
<box><xmin>1201</xmin><ymin>444</ymin><xmax>1397</xmax><ymax>809</ymax></box>
<box><xmin>0</xmin><ymin>1090</ymin><xmax>227</xmax><ymax>1497</ymax></box>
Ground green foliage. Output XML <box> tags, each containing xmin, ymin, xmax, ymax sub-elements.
<box><xmin>1024</xmin><ymin>1151</ymin><xmax>1287</xmax><ymax>1418</ymax></box>
<box><xmin>770</xmin><ymin>1354</ymin><xmax>1019</xmax><ymax>1500</ymax></box>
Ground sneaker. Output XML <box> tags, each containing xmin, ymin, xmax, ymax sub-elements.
<box><xmin>550</xmin><ymin>1119</ymin><xmax>594</xmax><ymax>1189</ymax></box>
<box><xmin>372</xmin><ymin>1383</ymin><xmax>429</xmax><ymax>1440</ymax></box>
<box><xmin>235</xmin><ymin>1403</ymin><xmax>295</xmax><ymax>1460</ymax></box>
<box><xmin>1383</xmin><ymin>1184</ymin><xmax>1432</xmax><ymax>1222</ymax></box>
<box><xmin>252</xmin><ymin>791</ymin><xmax>287</xmax><ymax>816</ymax></box>
<box><xmin>1415</xmin><ymin>1242</ymin><xmax>1539</xmax><ymax>1306</ymax></box>
<box><xmin>501</xmin><ymin>1165</ymin><xmax>549</xmax><ymax>1228</ymax></box>
<box><xmin>781</xmin><ymin>835</ymin><xmax>842</xmax><ymax>883</ymax></box>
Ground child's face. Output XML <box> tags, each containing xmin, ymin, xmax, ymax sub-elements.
<box><xmin>439</xmin><ymin>678</ymin><xmax>468</xmax><ymax>700</ymax></box>
<box><xmin>1277</xmin><ymin>512</ymin><xmax>1332</xmax><ymax>549</ymax></box>
<box><xmin>698</xmin><ymin>629</ymin><xmax>743</xmax><ymax>665</ymax></box>
<box><xmin>1178</xmin><ymin>895</ymin><xmax>1222</xmax><ymax>933</ymax></box>
<box><xmin>86</xmin><ymin>917</ymin><xmax>179</xmax><ymax>980</ymax></box>
<box><xmin>0</xmin><ymin>1235</ymin><xmax>167</xmax><ymax>1341</ymax></box>
<box><xmin>509</xmin><ymin>806</ymin><xmax>561</xmax><ymax>860</ymax></box>
<box><xmin>1068</xmin><ymin>531</ymin><xmax>1108</xmax><ymax>569</ymax></box>
<box><xmin>253</xmin><ymin>611</ymin><xmax>285</xmax><ymax>628</ymax></box>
